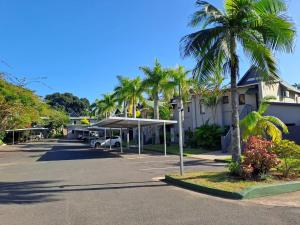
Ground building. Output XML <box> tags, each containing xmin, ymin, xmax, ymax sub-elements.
<box><xmin>172</xmin><ymin>68</ymin><xmax>300</xmax><ymax>148</ymax></box>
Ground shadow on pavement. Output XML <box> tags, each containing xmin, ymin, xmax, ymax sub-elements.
<box><xmin>0</xmin><ymin>180</ymin><xmax>166</xmax><ymax>205</ymax></box>
<box><xmin>0</xmin><ymin>180</ymin><xmax>61</xmax><ymax>204</ymax></box>
<box><xmin>37</xmin><ymin>144</ymin><xmax>121</xmax><ymax>161</ymax></box>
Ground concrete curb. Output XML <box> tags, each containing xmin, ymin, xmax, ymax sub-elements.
<box><xmin>165</xmin><ymin>175</ymin><xmax>300</xmax><ymax>200</ymax></box>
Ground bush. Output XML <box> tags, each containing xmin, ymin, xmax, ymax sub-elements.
<box><xmin>227</xmin><ymin>161</ymin><xmax>240</xmax><ymax>176</ymax></box>
<box><xmin>195</xmin><ymin>122</ymin><xmax>223</xmax><ymax>150</ymax></box>
<box><xmin>272</xmin><ymin>140</ymin><xmax>300</xmax><ymax>177</ymax></box>
<box><xmin>241</xmin><ymin>136</ymin><xmax>280</xmax><ymax>179</ymax></box>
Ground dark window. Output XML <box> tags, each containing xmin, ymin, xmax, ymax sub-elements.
<box><xmin>199</xmin><ymin>100</ymin><xmax>205</xmax><ymax>114</ymax></box>
<box><xmin>239</xmin><ymin>94</ymin><xmax>246</xmax><ymax>105</ymax></box>
<box><xmin>74</xmin><ymin>121</ymin><xmax>77</xmax><ymax>125</ymax></box>
<box><xmin>187</xmin><ymin>106</ymin><xmax>190</xmax><ymax>112</ymax></box>
<box><xmin>222</xmin><ymin>96</ymin><xmax>229</xmax><ymax>104</ymax></box>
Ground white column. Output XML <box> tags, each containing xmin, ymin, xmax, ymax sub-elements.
<box><xmin>138</xmin><ymin>121</ymin><xmax>141</xmax><ymax>156</ymax></box>
<box><xmin>178</xmin><ymin>100</ymin><xmax>184</xmax><ymax>175</ymax></box>
<box><xmin>164</xmin><ymin>122</ymin><xmax>167</xmax><ymax>156</ymax></box>
<box><xmin>120</xmin><ymin>128</ymin><xmax>123</xmax><ymax>153</ymax></box>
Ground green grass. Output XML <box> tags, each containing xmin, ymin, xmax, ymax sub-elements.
<box><xmin>169</xmin><ymin>171</ymin><xmax>283</xmax><ymax>192</ymax></box>
<box><xmin>143</xmin><ymin>144</ymin><xmax>211</xmax><ymax>156</ymax></box>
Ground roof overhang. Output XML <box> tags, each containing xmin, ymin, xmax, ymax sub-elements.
<box><xmin>92</xmin><ymin>117</ymin><xmax>177</xmax><ymax>129</ymax></box>
<box><xmin>5</xmin><ymin>128</ymin><xmax>48</xmax><ymax>132</ymax></box>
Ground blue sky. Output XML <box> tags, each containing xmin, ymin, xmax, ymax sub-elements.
<box><xmin>0</xmin><ymin>0</ymin><xmax>299</xmax><ymax>102</ymax></box>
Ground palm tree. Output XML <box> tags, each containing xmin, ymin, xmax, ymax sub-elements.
<box><xmin>181</xmin><ymin>0</ymin><xmax>295</xmax><ymax>163</ymax></box>
<box><xmin>127</xmin><ymin>77</ymin><xmax>144</xmax><ymax>118</ymax></box>
<box><xmin>240</xmin><ymin>96</ymin><xmax>288</xmax><ymax>142</ymax></box>
<box><xmin>140</xmin><ymin>59</ymin><xmax>172</xmax><ymax>143</ymax></box>
<box><xmin>113</xmin><ymin>76</ymin><xmax>131</xmax><ymax>117</ymax></box>
<box><xmin>97</xmin><ymin>93</ymin><xmax>117</xmax><ymax>118</ymax></box>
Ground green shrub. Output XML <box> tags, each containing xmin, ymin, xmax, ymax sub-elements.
<box><xmin>227</xmin><ymin>161</ymin><xmax>240</xmax><ymax>176</ymax></box>
<box><xmin>272</xmin><ymin>140</ymin><xmax>300</xmax><ymax>177</ymax></box>
<box><xmin>194</xmin><ymin>122</ymin><xmax>223</xmax><ymax>150</ymax></box>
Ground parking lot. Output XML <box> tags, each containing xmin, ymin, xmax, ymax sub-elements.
<box><xmin>0</xmin><ymin>140</ymin><xmax>299</xmax><ymax>225</ymax></box>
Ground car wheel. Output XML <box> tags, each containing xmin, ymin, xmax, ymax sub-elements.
<box><xmin>115</xmin><ymin>142</ymin><xmax>120</xmax><ymax>147</ymax></box>
<box><xmin>95</xmin><ymin>143</ymin><xmax>101</xmax><ymax>149</ymax></box>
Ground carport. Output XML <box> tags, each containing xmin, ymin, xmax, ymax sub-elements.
<box><xmin>5</xmin><ymin>127</ymin><xmax>48</xmax><ymax>145</ymax></box>
<box><xmin>92</xmin><ymin>117</ymin><xmax>177</xmax><ymax>156</ymax></box>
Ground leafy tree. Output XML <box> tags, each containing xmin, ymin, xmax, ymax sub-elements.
<box><xmin>181</xmin><ymin>0</ymin><xmax>295</xmax><ymax>163</ymax></box>
<box><xmin>45</xmin><ymin>92</ymin><xmax>90</xmax><ymax>116</ymax></box>
<box><xmin>240</xmin><ymin>96</ymin><xmax>288</xmax><ymax>142</ymax></box>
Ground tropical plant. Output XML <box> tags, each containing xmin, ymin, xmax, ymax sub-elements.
<box><xmin>113</xmin><ymin>76</ymin><xmax>131</xmax><ymax>117</ymax></box>
<box><xmin>272</xmin><ymin>140</ymin><xmax>300</xmax><ymax>177</ymax></box>
<box><xmin>140</xmin><ymin>59</ymin><xmax>173</xmax><ymax>143</ymax></box>
<box><xmin>194</xmin><ymin>121</ymin><xmax>223</xmax><ymax>149</ymax></box>
<box><xmin>181</xmin><ymin>0</ymin><xmax>295</xmax><ymax>163</ymax></box>
<box><xmin>96</xmin><ymin>93</ymin><xmax>117</xmax><ymax>118</ymax></box>
<box><xmin>127</xmin><ymin>77</ymin><xmax>144</xmax><ymax>118</ymax></box>
<box><xmin>240</xmin><ymin>96</ymin><xmax>288</xmax><ymax>142</ymax></box>
<box><xmin>241</xmin><ymin>136</ymin><xmax>280</xmax><ymax>179</ymax></box>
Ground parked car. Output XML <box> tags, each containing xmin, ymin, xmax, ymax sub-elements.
<box><xmin>90</xmin><ymin>136</ymin><xmax>121</xmax><ymax>149</ymax></box>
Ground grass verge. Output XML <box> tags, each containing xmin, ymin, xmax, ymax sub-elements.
<box><xmin>143</xmin><ymin>144</ymin><xmax>210</xmax><ymax>157</ymax></box>
<box><xmin>166</xmin><ymin>171</ymin><xmax>300</xmax><ymax>199</ymax></box>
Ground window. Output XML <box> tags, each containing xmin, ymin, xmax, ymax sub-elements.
<box><xmin>222</xmin><ymin>96</ymin><xmax>229</xmax><ymax>104</ymax></box>
<box><xmin>187</xmin><ymin>106</ymin><xmax>190</xmax><ymax>112</ymax></box>
<box><xmin>239</xmin><ymin>94</ymin><xmax>246</xmax><ymax>105</ymax></box>
<box><xmin>199</xmin><ymin>100</ymin><xmax>205</xmax><ymax>114</ymax></box>
<box><xmin>74</xmin><ymin>121</ymin><xmax>77</xmax><ymax>125</ymax></box>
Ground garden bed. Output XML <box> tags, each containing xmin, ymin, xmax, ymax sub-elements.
<box><xmin>165</xmin><ymin>171</ymin><xmax>300</xmax><ymax>199</ymax></box>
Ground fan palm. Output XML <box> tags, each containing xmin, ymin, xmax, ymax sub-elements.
<box><xmin>181</xmin><ymin>0</ymin><xmax>295</xmax><ymax>163</ymax></box>
<box><xmin>140</xmin><ymin>59</ymin><xmax>172</xmax><ymax>143</ymax></box>
<box><xmin>240</xmin><ymin>96</ymin><xmax>288</xmax><ymax>142</ymax></box>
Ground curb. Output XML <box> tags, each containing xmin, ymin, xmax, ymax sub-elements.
<box><xmin>165</xmin><ymin>175</ymin><xmax>300</xmax><ymax>200</ymax></box>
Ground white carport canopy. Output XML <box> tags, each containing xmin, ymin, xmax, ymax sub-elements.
<box><xmin>5</xmin><ymin>128</ymin><xmax>48</xmax><ymax>145</ymax></box>
<box><xmin>92</xmin><ymin>117</ymin><xmax>177</xmax><ymax>156</ymax></box>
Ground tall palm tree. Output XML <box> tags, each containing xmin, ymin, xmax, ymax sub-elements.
<box><xmin>113</xmin><ymin>76</ymin><xmax>131</xmax><ymax>117</ymax></box>
<box><xmin>240</xmin><ymin>96</ymin><xmax>288</xmax><ymax>142</ymax></box>
<box><xmin>181</xmin><ymin>0</ymin><xmax>295</xmax><ymax>163</ymax></box>
<box><xmin>140</xmin><ymin>59</ymin><xmax>172</xmax><ymax>143</ymax></box>
<box><xmin>127</xmin><ymin>77</ymin><xmax>144</xmax><ymax>118</ymax></box>
<box><xmin>97</xmin><ymin>93</ymin><xmax>117</xmax><ymax>118</ymax></box>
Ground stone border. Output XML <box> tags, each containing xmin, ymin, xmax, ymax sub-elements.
<box><xmin>165</xmin><ymin>175</ymin><xmax>300</xmax><ymax>199</ymax></box>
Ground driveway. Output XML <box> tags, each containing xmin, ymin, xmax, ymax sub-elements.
<box><xmin>0</xmin><ymin>140</ymin><xmax>299</xmax><ymax>225</ymax></box>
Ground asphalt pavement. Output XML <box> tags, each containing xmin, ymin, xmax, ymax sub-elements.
<box><xmin>0</xmin><ymin>140</ymin><xmax>299</xmax><ymax>225</ymax></box>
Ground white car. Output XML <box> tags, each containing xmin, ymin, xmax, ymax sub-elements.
<box><xmin>90</xmin><ymin>136</ymin><xmax>121</xmax><ymax>149</ymax></box>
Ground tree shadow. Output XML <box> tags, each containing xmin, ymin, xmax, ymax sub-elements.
<box><xmin>0</xmin><ymin>180</ymin><xmax>167</xmax><ymax>205</ymax></box>
<box><xmin>0</xmin><ymin>180</ymin><xmax>61</xmax><ymax>204</ymax></box>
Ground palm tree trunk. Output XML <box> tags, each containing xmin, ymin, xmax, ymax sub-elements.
<box><xmin>230</xmin><ymin>56</ymin><xmax>241</xmax><ymax>163</ymax></box>
<box><xmin>124</xmin><ymin>101</ymin><xmax>128</xmax><ymax>117</ymax></box>
<box><xmin>154</xmin><ymin>93</ymin><xmax>160</xmax><ymax>144</ymax></box>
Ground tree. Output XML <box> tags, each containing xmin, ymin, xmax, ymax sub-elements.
<box><xmin>113</xmin><ymin>76</ymin><xmax>131</xmax><ymax>117</ymax></box>
<box><xmin>181</xmin><ymin>0</ymin><xmax>295</xmax><ymax>163</ymax></box>
<box><xmin>95</xmin><ymin>93</ymin><xmax>117</xmax><ymax>119</ymax></box>
<box><xmin>240</xmin><ymin>96</ymin><xmax>288</xmax><ymax>142</ymax></box>
<box><xmin>127</xmin><ymin>77</ymin><xmax>144</xmax><ymax>118</ymax></box>
<box><xmin>140</xmin><ymin>59</ymin><xmax>172</xmax><ymax>143</ymax></box>
<box><xmin>45</xmin><ymin>93</ymin><xmax>90</xmax><ymax>116</ymax></box>
<box><xmin>80</xmin><ymin>117</ymin><xmax>90</xmax><ymax>125</ymax></box>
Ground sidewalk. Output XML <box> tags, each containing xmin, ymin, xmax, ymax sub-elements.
<box><xmin>189</xmin><ymin>151</ymin><xmax>231</xmax><ymax>161</ymax></box>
